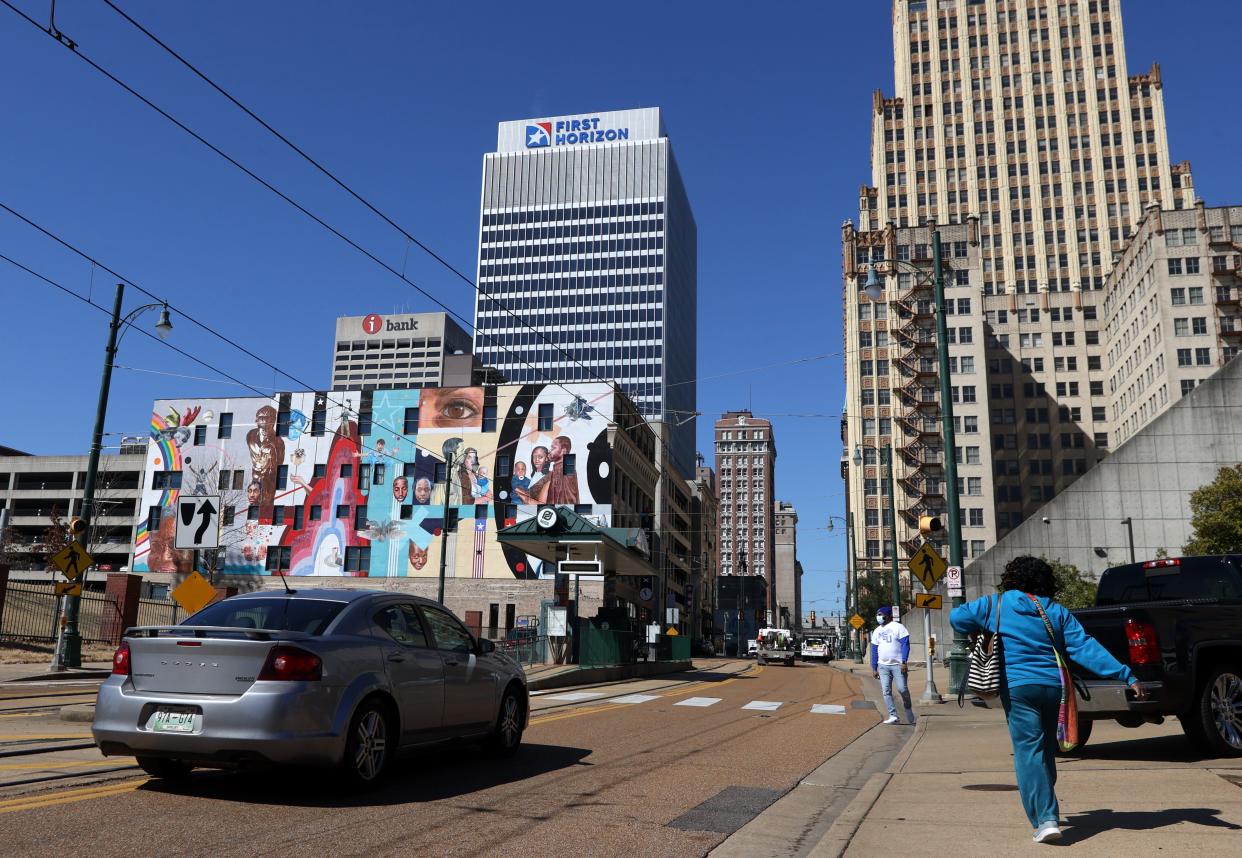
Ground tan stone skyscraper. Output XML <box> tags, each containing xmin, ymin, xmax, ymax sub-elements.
<box><xmin>715</xmin><ymin>411</ymin><xmax>777</xmax><ymax>621</ymax></box>
<box><xmin>843</xmin><ymin>0</ymin><xmax>1196</xmax><ymax>587</ymax></box>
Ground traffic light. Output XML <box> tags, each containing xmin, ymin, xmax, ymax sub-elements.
<box><xmin>810</xmin><ymin>610</ymin><xmax>817</xmax><ymax>627</ymax></box>
<box><xmin>68</xmin><ymin>517</ymin><xmax>87</xmax><ymax>537</ymax></box>
<box><xmin>918</xmin><ymin>515</ymin><xmax>943</xmax><ymax>536</ymax></box>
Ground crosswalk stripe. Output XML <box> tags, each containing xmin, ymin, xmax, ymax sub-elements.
<box><xmin>544</xmin><ymin>691</ymin><xmax>605</xmax><ymax>702</ymax></box>
<box><xmin>741</xmin><ymin>700</ymin><xmax>783</xmax><ymax>711</ymax></box>
<box><xmin>810</xmin><ymin>704</ymin><xmax>848</xmax><ymax>715</ymax></box>
<box><xmin>612</xmin><ymin>694</ymin><xmax>661</xmax><ymax>704</ymax></box>
<box><xmin>674</xmin><ymin>696</ymin><xmax>721</xmax><ymax>707</ymax></box>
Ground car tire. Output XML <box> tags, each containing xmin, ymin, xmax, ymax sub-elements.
<box><xmin>136</xmin><ymin>756</ymin><xmax>193</xmax><ymax>780</ymax></box>
<box><xmin>485</xmin><ymin>686</ymin><xmax>524</xmax><ymax>758</ymax></box>
<box><xmin>341</xmin><ymin>699</ymin><xmax>393</xmax><ymax>788</ymax></box>
<box><xmin>1055</xmin><ymin>717</ymin><xmax>1092</xmax><ymax>756</ymax></box>
<box><xmin>1181</xmin><ymin>666</ymin><xmax>1242</xmax><ymax>758</ymax></box>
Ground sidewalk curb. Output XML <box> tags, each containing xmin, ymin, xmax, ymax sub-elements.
<box><xmin>805</xmin><ymin>772</ymin><xmax>891</xmax><ymax>858</ymax></box>
<box><xmin>60</xmin><ymin>704</ymin><xmax>96</xmax><ymax>723</ymax></box>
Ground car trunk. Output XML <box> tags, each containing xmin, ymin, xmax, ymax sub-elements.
<box><xmin>128</xmin><ymin>633</ymin><xmax>282</xmax><ymax>695</ymax></box>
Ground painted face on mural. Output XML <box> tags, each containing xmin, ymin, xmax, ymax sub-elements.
<box><xmin>247</xmin><ymin>480</ymin><xmax>261</xmax><ymax>504</ymax></box>
<box><xmin>392</xmin><ymin>476</ymin><xmax>408</xmax><ymax>503</ymax></box>
<box><xmin>409</xmin><ymin>540</ymin><xmax>429</xmax><ymax>571</ymax></box>
<box><xmin>414</xmin><ymin>478</ymin><xmax>432</xmax><ymax>504</ymax></box>
<box><xmin>549</xmin><ymin>435</ymin><xmax>571</xmax><ymax>463</ymax></box>
<box><xmin>418</xmin><ymin>387</ymin><xmax>485</xmax><ymax>431</ymax></box>
<box><xmin>254</xmin><ymin>405</ymin><xmax>277</xmax><ymax>442</ymax></box>
<box><xmin>513</xmin><ymin>461</ymin><xmax>527</xmax><ymax>479</ymax></box>
<box><xmin>531</xmin><ymin>446</ymin><xmax>549</xmax><ymax>474</ymax></box>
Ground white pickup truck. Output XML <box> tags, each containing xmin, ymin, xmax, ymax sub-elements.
<box><xmin>800</xmin><ymin>636</ymin><xmax>829</xmax><ymax>660</ymax></box>
<box><xmin>756</xmin><ymin>628</ymin><xmax>796</xmax><ymax>666</ymax></box>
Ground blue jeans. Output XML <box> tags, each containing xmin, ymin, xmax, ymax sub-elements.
<box><xmin>1000</xmin><ymin>684</ymin><xmax>1061</xmax><ymax>828</ymax></box>
<box><xmin>877</xmin><ymin>664</ymin><xmax>914</xmax><ymax>721</ymax></box>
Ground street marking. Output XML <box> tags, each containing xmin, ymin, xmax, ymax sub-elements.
<box><xmin>0</xmin><ymin>760</ymin><xmax>128</xmax><ymax>770</ymax></box>
<box><xmin>674</xmin><ymin>697</ymin><xmax>721</xmax><ymax>708</ymax></box>
<box><xmin>810</xmin><ymin>704</ymin><xmax>848</xmax><ymax>715</ymax></box>
<box><xmin>0</xmin><ymin>713</ymin><xmax>53</xmax><ymax>719</ymax></box>
<box><xmin>741</xmin><ymin>700</ymin><xmax>783</xmax><ymax>711</ymax></box>
<box><xmin>528</xmin><ymin>665</ymin><xmax>757</xmax><ymax>727</ymax></box>
<box><xmin>0</xmin><ymin>778</ymin><xmax>145</xmax><ymax>814</ymax></box>
<box><xmin>543</xmin><ymin>691</ymin><xmax>605</xmax><ymax>702</ymax></box>
<box><xmin>0</xmin><ymin>735</ymin><xmax>92</xmax><ymax>741</ymax></box>
<box><xmin>611</xmin><ymin>694</ymin><xmax>661</xmax><ymax>704</ymax></box>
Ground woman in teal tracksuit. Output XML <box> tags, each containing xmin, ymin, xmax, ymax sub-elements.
<box><xmin>950</xmin><ymin>556</ymin><xmax>1145</xmax><ymax>844</ymax></box>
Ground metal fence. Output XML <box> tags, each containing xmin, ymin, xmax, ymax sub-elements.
<box><xmin>0</xmin><ymin>582</ymin><xmax>182</xmax><ymax>644</ymax></box>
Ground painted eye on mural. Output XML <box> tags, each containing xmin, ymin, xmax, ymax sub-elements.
<box><xmin>438</xmin><ymin>399</ymin><xmax>479</xmax><ymax>423</ymax></box>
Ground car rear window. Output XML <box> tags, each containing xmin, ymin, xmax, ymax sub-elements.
<box><xmin>1095</xmin><ymin>557</ymin><xmax>1242</xmax><ymax>606</ymax></box>
<box><xmin>183</xmin><ymin>598</ymin><xmax>347</xmax><ymax>635</ymax></box>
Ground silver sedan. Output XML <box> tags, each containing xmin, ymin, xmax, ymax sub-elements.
<box><xmin>93</xmin><ymin>589</ymin><xmax>528</xmax><ymax>787</ymax></box>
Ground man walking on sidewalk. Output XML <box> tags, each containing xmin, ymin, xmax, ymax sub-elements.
<box><xmin>871</xmin><ymin>606</ymin><xmax>915</xmax><ymax>725</ymax></box>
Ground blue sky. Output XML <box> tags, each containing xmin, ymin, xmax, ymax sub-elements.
<box><xmin>3</xmin><ymin>1</ymin><xmax>1241</xmax><ymax>617</ymax></box>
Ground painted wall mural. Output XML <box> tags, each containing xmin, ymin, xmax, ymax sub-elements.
<box><xmin>134</xmin><ymin>384</ymin><xmax>615</xmax><ymax>579</ymax></box>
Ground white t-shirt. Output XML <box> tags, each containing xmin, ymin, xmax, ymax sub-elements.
<box><xmin>872</xmin><ymin>622</ymin><xmax>910</xmax><ymax>665</ymax></box>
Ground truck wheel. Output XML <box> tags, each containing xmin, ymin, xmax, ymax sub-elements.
<box><xmin>1182</xmin><ymin>666</ymin><xmax>1242</xmax><ymax>757</ymax></box>
<box><xmin>1055</xmin><ymin>717</ymin><xmax>1092</xmax><ymax>756</ymax></box>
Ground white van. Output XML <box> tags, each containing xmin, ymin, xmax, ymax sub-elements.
<box><xmin>801</xmin><ymin>636</ymin><xmax>828</xmax><ymax>660</ymax></box>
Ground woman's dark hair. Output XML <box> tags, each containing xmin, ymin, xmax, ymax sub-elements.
<box><xmin>1000</xmin><ymin>555</ymin><xmax>1058</xmax><ymax>597</ymax></box>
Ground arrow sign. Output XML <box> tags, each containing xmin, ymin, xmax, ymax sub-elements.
<box><xmin>175</xmin><ymin>495</ymin><xmax>221</xmax><ymax>550</ymax></box>
<box><xmin>914</xmin><ymin>592</ymin><xmax>943</xmax><ymax>610</ymax></box>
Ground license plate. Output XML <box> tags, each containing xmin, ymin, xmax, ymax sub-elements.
<box><xmin>150</xmin><ymin>708</ymin><xmax>197</xmax><ymax>733</ymax></box>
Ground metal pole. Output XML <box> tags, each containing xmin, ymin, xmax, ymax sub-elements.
<box><xmin>931</xmin><ymin>231</ymin><xmax>967</xmax><ymax>695</ymax></box>
<box><xmin>436</xmin><ymin>448</ymin><xmax>453</xmax><ymax>605</ymax></box>
<box><xmin>920</xmin><ymin>588</ymin><xmax>943</xmax><ymax>702</ymax></box>
<box><xmin>1122</xmin><ymin>518</ymin><xmax>1135</xmax><ymax>564</ymax></box>
<box><xmin>58</xmin><ymin>282</ymin><xmax>124</xmax><ymax>670</ymax></box>
<box><xmin>884</xmin><ymin>445</ymin><xmax>900</xmax><ymax>623</ymax></box>
<box><xmin>848</xmin><ymin>512</ymin><xmax>863</xmax><ymax>663</ymax></box>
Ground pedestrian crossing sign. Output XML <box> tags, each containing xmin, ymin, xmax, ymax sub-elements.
<box><xmin>907</xmin><ymin>543</ymin><xmax>946</xmax><ymax>590</ymax></box>
<box><xmin>51</xmin><ymin>542</ymin><xmax>93</xmax><ymax>581</ymax></box>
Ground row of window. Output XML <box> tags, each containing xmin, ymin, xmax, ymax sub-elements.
<box><xmin>481</xmin><ymin>201</ymin><xmax>665</xmax><ymax>227</ymax></box>
<box><xmin>480</xmin><ymin>255</ymin><xmax>664</xmax><ymax>278</ymax></box>
<box><xmin>481</xmin><ymin>219</ymin><xmax>664</xmax><ymax>243</ymax></box>
<box><xmin>480</xmin><ymin>237</ymin><xmax>665</xmax><ymax>261</ymax></box>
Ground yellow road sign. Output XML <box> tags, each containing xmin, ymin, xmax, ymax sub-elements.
<box><xmin>908</xmin><ymin>543</ymin><xmax>947</xmax><ymax>590</ymax></box>
<box><xmin>849</xmin><ymin>613</ymin><xmax>866</xmax><ymax>630</ymax></box>
<box><xmin>171</xmin><ymin>571</ymin><xmax>217</xmax><ymax>615</ymax></box>
<box><xmin>914</xmin><ymin>592</ymin><xmax>943</xmax><ymax>610</ymax></box>
<box><xmin>51</xmin><ymin>543</ymin><xmax>93</xmax><ymax>581</ymax></box>
<box><xmin>54</xmin><ymin>581</ymin><xmax>83</xmax><ymax>598</ymax></box>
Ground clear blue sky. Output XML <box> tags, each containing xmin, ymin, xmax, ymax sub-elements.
<box><xmin>3</xmin><ymin>1</ymin><xmax>1240</xmax><ymax>617</ymax></box>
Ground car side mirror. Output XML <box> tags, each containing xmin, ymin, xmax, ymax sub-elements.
<box><xmin>477</xmin><ymin>638</ymin><xmax>496</xmax><ymax>655</ymax></box>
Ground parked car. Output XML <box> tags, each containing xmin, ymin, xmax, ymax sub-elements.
<box><xmin>93</xmin><ymin>589</ymin><xmax>529</xmax><ymax>786</ymax></box>
<box><xmin>1071</xmin><ymin>555</ymin><xmax>1242</xmax><ymax>756</ymax></box>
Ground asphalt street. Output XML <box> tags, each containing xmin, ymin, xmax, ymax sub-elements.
<box><xmin>0</xmin><ymin>660</ymin><xmax>874</xmax><ymax>857</ymax></box>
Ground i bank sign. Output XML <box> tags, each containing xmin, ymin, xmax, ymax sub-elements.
<box><xmin>525</xmin><ymin>117</ymin><xmax>630</xmax><ymax>149</ymax></box>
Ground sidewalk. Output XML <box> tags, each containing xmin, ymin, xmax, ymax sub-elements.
<box><xmin>809</xmin><ymin>661</ymin><xmax>1242</xmax><ymax>856</ymax></box>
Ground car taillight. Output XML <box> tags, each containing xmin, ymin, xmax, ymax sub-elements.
<box><xmin>258</xmin><ymin>645</ymin><xmax>322</xmax><ymax>681</ymax></box>
<box><xmin>1125</xmin><ymin>618</ymin><xmax>1161</xmax><ymax>665</ymax></box>
<box><xmin>1142</xmin><ymin>558</ymin><xmax>1180</xmax><ymax>569</ymax></box>
<box><xmin>112</xmin><ymin>641</ymin><xmax>131</xmax><ymax>676</ymax></box>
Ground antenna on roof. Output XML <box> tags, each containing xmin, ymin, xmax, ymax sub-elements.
<box><xmin>277</xmin><ymin>570</ymin><xmax>294</xmax><ymax>595</ymax></box>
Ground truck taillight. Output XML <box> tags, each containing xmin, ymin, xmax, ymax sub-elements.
<box><xmin>1142</xmin><ymin>559</ymin><xmax>1180</xmax><ymax>569</ymax></box>
<box><xmin>1125</xmin><ymin>618</ymin><xmax>1160</xmax><ymax>665</ymax></box>
<box><xmin>112</xmin><ymin>641</ymin><xmax>131</xmax><ymax>676</ymax></box>
<box><xmin>258</xmin><ymin>645</ymin><xmax>322</xmax><ymax>681</ymax></box>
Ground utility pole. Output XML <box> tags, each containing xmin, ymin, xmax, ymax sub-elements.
<box><xmin>883</xmin><ymin>445</ymin><xmax>901</xmax><ymax>624</ymax></box>
<box><xmin>932</xmin><ymin>230</ymin><xmax>967</xmax><ymax>696</ymax></box>
<box><xmin>436</xmin><ymin>439</ymin><xmax>461</xmax><ymax>605</ymax></box>
<box><xmin>847</xmin><ymin>513</ymin><xmax>863</xmax><ymax>663</ymax></box>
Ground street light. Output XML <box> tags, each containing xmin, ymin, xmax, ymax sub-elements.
<box><xmin>825</xmin><ymin>515</ymin><xmax>860</xmax><ymax>662</ymax></box>
<box><xmin>852</xmin><ymin>443</ymin><xmax>901</xmax><ymax>627</ymax></box>
<box><xmin>56</xmin><ymin>284</ymin><xmax>172</xmax><ymax>670</ymax></box>
<box><xmin>857</xmin><ymin>230</ymin><xmax>965</xmax><ymax>694</ymax></box>
<box><xmin>1120</xmin><ymin>517</ymin><xmax>1136</xmax><ymax>564</ymax></box>
<box><xmin>437</xmin><ymin>437</ymin><xmax>462</xmax><ymax>606</ymax></box>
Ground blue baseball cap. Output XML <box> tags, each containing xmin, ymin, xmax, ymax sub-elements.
<box><xmin>877</xmin><ymin>606</ymin><xmax>893</xmax><ymax>616</ymax></box>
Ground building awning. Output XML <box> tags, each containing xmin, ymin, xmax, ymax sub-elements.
<box><xmin>496</xmin><ymin>507</ymin><xmax>657</xmax><ymax>578</ymax></box>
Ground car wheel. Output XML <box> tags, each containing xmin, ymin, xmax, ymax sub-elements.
<box><xmin>341</xmin><ymin>700</ymin><xmax>393</xmax><ymax>787</ymax></box>
<box><xmin>1182</xmin><ymin>667</ymin><xmax>1242</xmax><ymax>758</ymax></box>
<box><xmin>1055</xmin><ymin>717</ymin><xmax>1092</xmax><ymax>756</ymax></box>
<box><xmin>485</xmin><ymin>687</ymin><xmax>524</xmax><ymax>757</ymax></box>
<box><xmin>136</xmin><ymin>756</ymin><xmax>193</xmax><ymax>780</ymax></box>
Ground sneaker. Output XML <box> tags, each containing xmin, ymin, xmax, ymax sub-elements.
<box><xmin>882</xmin><ymin>715</ymin><xmax>899</xmax><ymax>724</ymax></box>
<box><xmin>1032</xmin><ymin>822</ymin><xmax>1062</xmax><ymax>843</ymax></box>
<box><xmin>904</xmin><ymin>711</ymin><xmax>917</xmax><ymax>724</ymax></box>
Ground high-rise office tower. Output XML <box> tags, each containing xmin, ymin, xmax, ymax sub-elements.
<box><xmin>843</xmin><ymin>0</ymin><xmax>1197</xmax><ymax>579</ymax></box>
<box><xmin>473</xmin><ymin>107</ymin><xmax>698</xmax><ymax>475</ymax></box>
<box><xmin>715</xmin><ymin>411</ymin><xmax>777</xmax><ymax>620</ymax></box>
<box><xmin>331</xmin><ymin>312</ymin><xmax>473</xmax><ymax>391</ymax></box>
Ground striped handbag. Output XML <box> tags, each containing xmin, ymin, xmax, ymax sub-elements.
<box><xmin>958</xmin><ymin>593</ymin><xmax>1004</xmax><ymax>706</ymax></box>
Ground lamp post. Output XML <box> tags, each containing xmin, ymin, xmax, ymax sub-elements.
<box><xmin>826</xmin><ymin>514</ymin><xmax>859</xmax><ymax>662</ymax></box>
<box><xmin>859</xmin><ymin>230</ymin><xmax>964</xmax><ymax>693</ymax></box>
<box><xmin>1121</xmin><ymin>517</ymin><xmax>1136</xmax><ymax>564</ymax></box>
<box><xmin>437</xmin><ymin>437</ymin><xmax>462</xmax><ymax>605</ymax></box>
<box><xmin>56</xmin><ymin>283</ymin><xmax>172</xmax><ymax>670</ymax></box>
<box><xmin>852</xmin><ymin>444</ymin><xmax>901</xmax><ymax>622</ymax></box>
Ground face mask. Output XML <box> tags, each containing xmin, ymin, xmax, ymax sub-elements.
<box><xmin>875</xmin><ymin>615</ymin><xmax>886</xmax><ymax>624</ymax></box>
